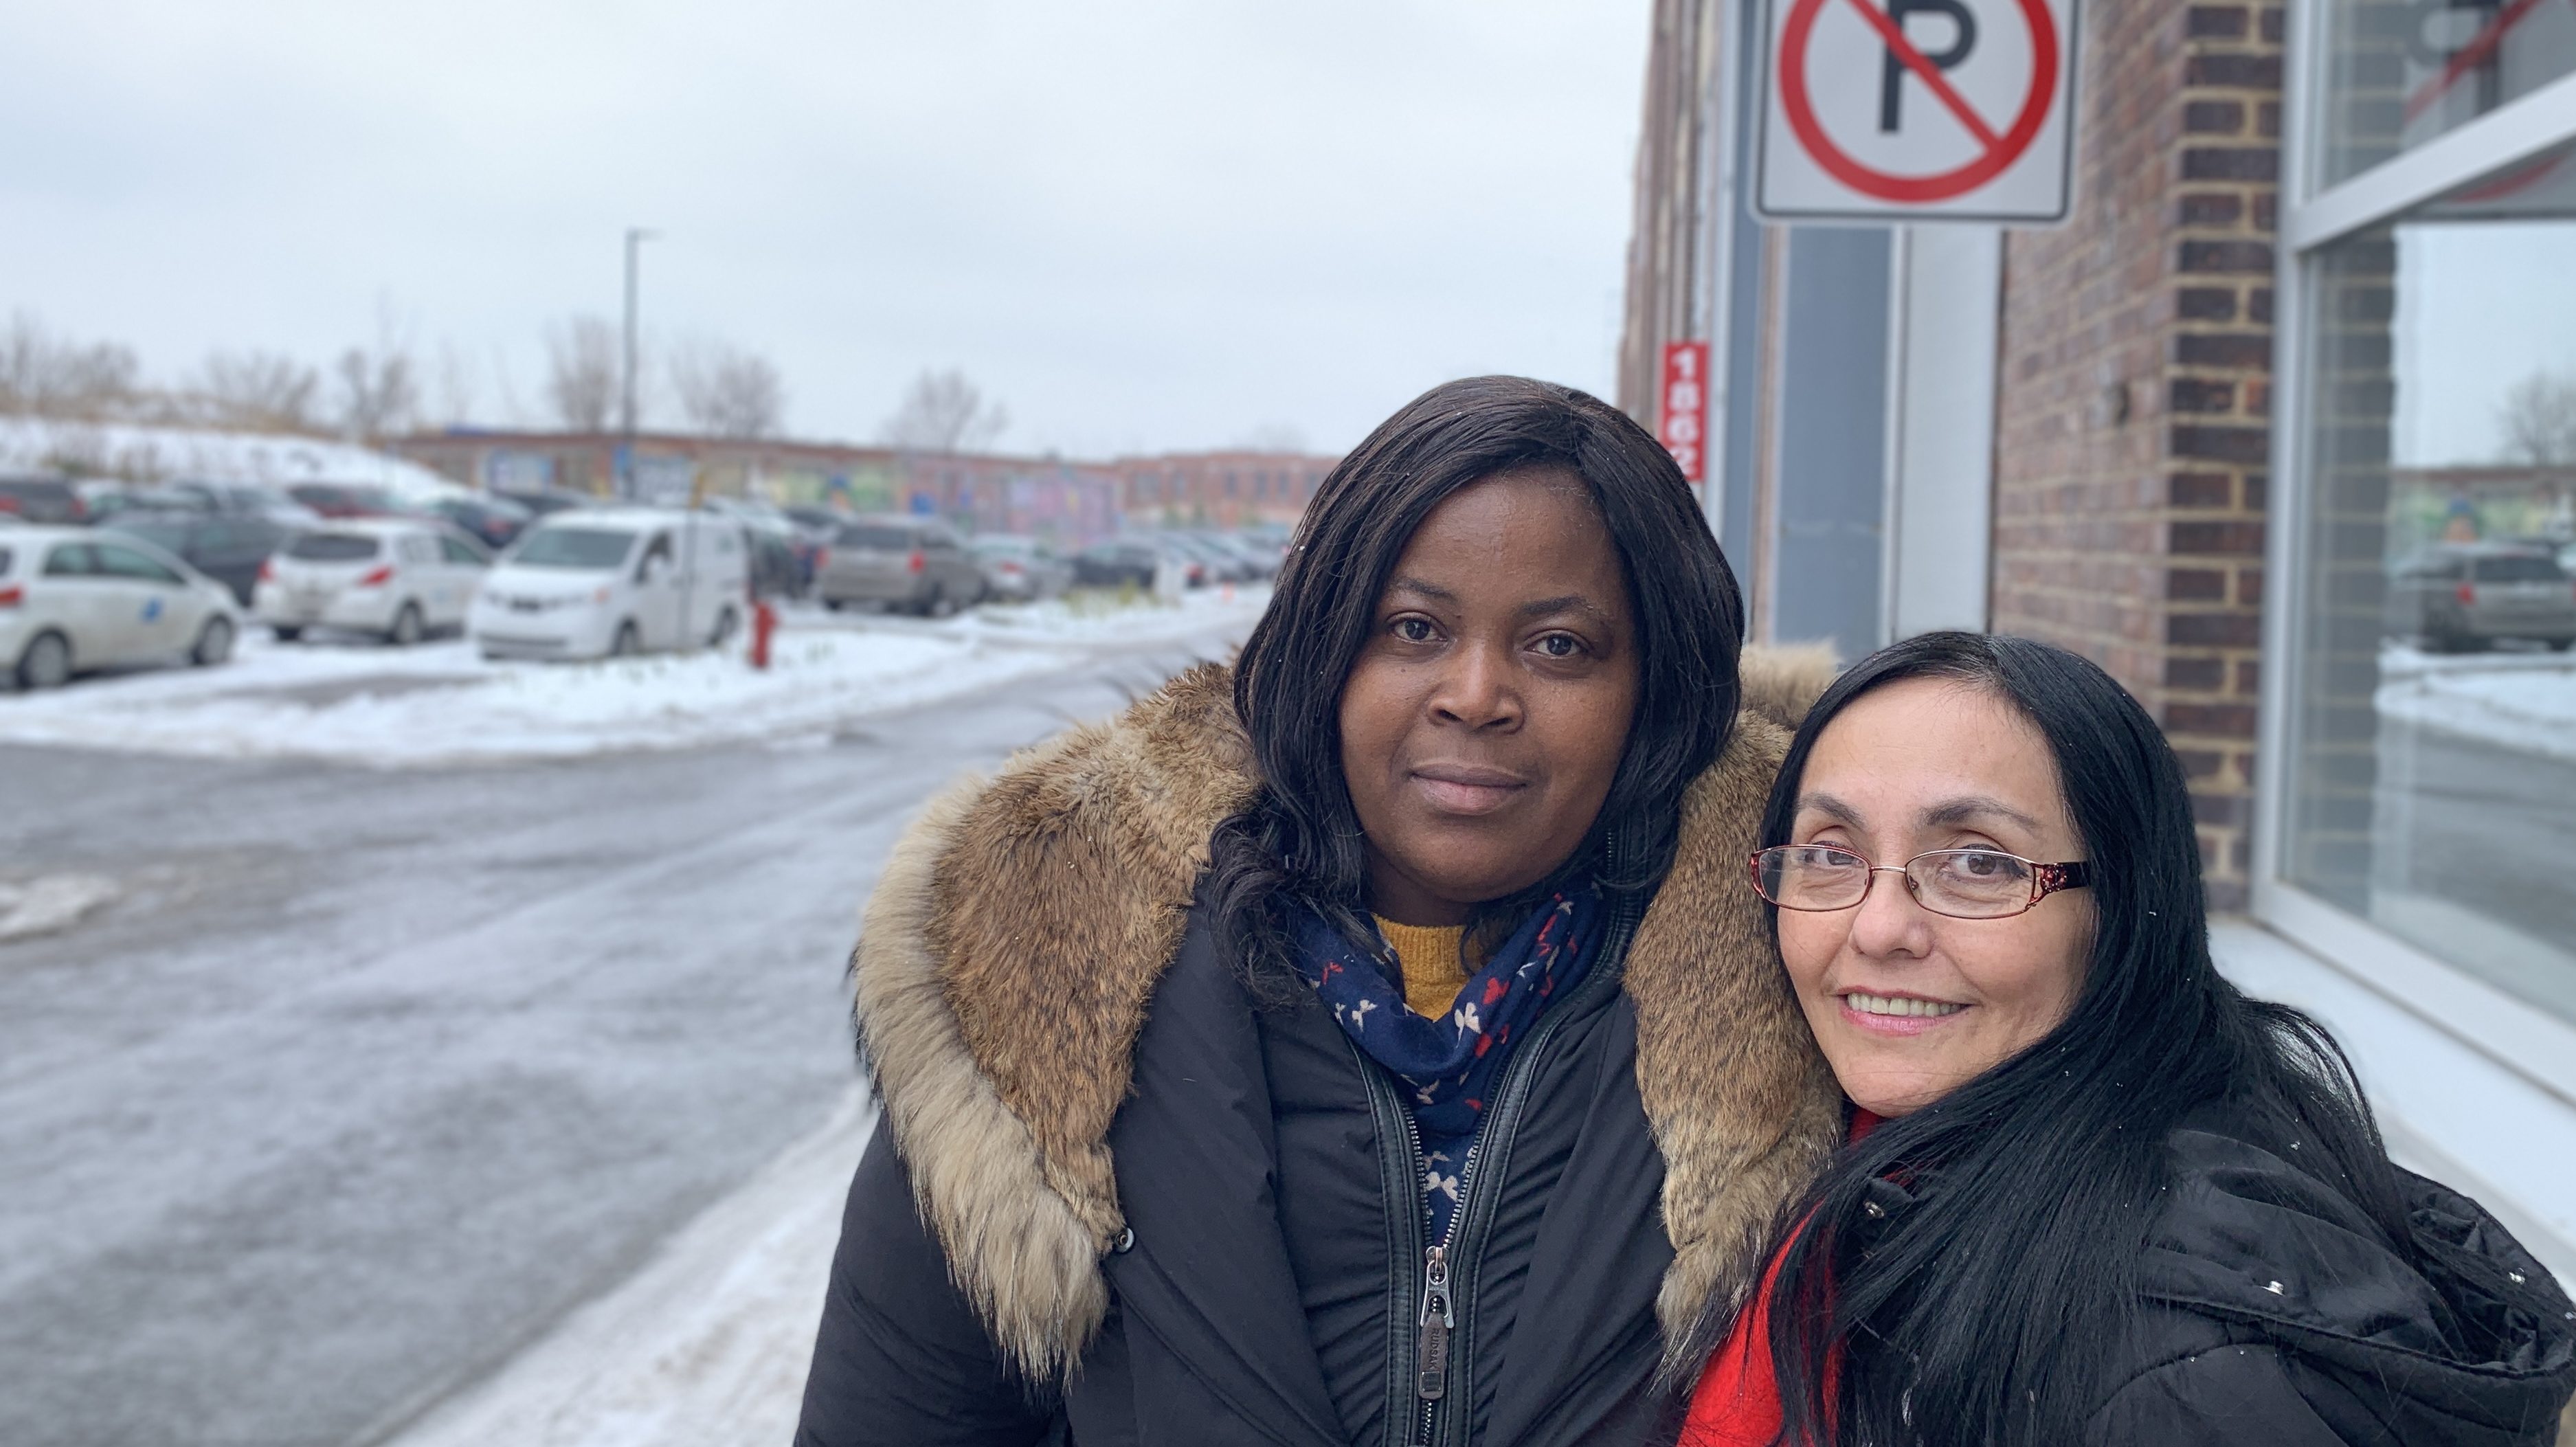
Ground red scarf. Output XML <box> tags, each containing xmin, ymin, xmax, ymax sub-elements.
<box><xmin>1679</xmin><ymin>1110</ymin><xmax>1881</xmax><ymax>1447</ymax></box>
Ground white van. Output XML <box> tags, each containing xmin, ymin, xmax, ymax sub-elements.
<box><xmin>469</xmin><ymin>508</ymin><xmax>748</xmax><ymax>661</ymax></box>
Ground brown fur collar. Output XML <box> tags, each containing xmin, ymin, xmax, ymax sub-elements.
<box><xmin>853</xmin><ymin>649</ymin><xmax>1845</xmax><ymax>1382</ymax></box>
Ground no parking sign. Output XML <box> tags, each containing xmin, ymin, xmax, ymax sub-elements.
<box><xmin>1756</xmin><ymin>0</ymin><xmax>2080</xmax><ymax>223</ymax></box>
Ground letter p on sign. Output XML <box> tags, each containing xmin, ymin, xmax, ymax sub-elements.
<box><xmin>1756</xmin><ymin>0</ymin><xmax>2080</xmax><ymax>223</ymax></box>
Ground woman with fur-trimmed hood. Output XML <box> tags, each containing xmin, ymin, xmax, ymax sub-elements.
<box><xmin>795</xmin><ymin>377</ymin><xmax>1845</xmax><ymax>1446</ymax></box>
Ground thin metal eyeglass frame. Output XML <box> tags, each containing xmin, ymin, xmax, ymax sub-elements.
<box><xmin>1745</xmin><ymin>846</ymin><xmax>2092</xmax><ymax>919</ymax></box>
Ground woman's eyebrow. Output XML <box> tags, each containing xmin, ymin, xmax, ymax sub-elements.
<box><xmin>1797</xmin><ymin>792</ymin><xmax>1864</xmax><ymax>827</ymax></box>
<box><xmin>1921</xmin><ymin>796</ymin><xmax>2043</xmax><ymax>830</ymax></box>
<box><xmin>1387</xmin><ymin>576</ymin><xmax>1457</xmax><ymax>604</ymax></box>
<box><xmin>1516</xmin><ymin>594</ymin><xmax>1612</xmax><ymax>624</ymax></box>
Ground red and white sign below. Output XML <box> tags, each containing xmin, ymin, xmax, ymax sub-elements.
<box><xmin>1659</xmin><ymin>341</ymin><xmax>1712</xmax><ymax>484</ymax></box>
<box><xmin>1756</xmin><ymin>0</ymin><xmax>2079</xmax><ymax>223</ymax></box>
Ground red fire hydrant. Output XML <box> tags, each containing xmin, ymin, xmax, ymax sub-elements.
<box><xmin>750</xmin><ymin>598</ymin><xmax>778</xmax><ymax>671</ymax></box>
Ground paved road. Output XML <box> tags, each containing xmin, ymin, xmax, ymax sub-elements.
<box><xmin>0</xmin><ymin>635</ymin><xmax>1232</xmax><ymax>1447</ymax></box>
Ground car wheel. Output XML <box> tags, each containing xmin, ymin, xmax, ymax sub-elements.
<box><xmin>388</xmin><ymin>603</ymin><xmax>424</xmax><ymax>647</ymax></box>
<box><xmin>823</xmin><ymin>597</ymin><xmax>846</xmax><ymax>613</ymax></box>
<box><xmin>610</xmin><ymin>621</ymin><xmax>641</xmax><ymax>658</ymax></box>
<box><xmin>926</xmin><ymin>587</ymin><xmax>958</xmax><ymax>619</ymax></box>
<box><xmin>15</xmin><ymin>631</ymin><xmax>71</xmax><ymax>690</ymax></box>
<box><xmin>2549</xmin><ymin>638</ymin><xmax>2574</xmax><ymax>652</ymax></box>
<box><xmin>271</xmin><ymin>625</ymin><xmax>304</xmax><ymax>642</ymax></box>
<box><xmin>710</xmin><ymin>607</ymin><xmax>739</xmax><ymax>647</ymax></box>
<box><xmin>191</xmin><ymin>616</ymin><xmax>236</xmax><ymax>666</ymax></box>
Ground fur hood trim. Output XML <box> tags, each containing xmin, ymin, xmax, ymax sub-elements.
<box><xmin>853</xmin><ymin>649</ymin><xmax>1844</xmax><ymax>1382</ymax></box>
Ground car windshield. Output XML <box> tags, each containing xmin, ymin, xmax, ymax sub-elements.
<box><xmin>513</xmin><ymin>527</ymin><xmax>635</xmax><ymax>570</ymax></box>
<box><xmin>287</xmin><ymin>532</ymin><xmax>382</xmax><ymax>562</ymax></box>
<box><xmin>0</xmin><ymin>547</ymin><xmax>12</xmax><ymax>576</ymax></box>
<box><xmin>973</xmin><ymin>537</ymin><xmax>1037</xmax><ymax>556</ymax></box>
<box><xmin>2472</xmin><ymin>554</ymin><xmax>2566</xmax><ymax>583</ymax></box>
<box><xmin>837</xmin><ymin>524</ymin><xmax>915</xmax><ymax>550</ymax></box>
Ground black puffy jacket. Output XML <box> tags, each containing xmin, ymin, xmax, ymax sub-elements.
<box><xmin>794</xmin><ymin>659</ymin><xmax>1846</xmax><ymax>1446</ymax></box>
<box><xmin>2079</xmin><ymin>1119</ymin><xmax>2576</xmax><ymax>1445</ymax></box>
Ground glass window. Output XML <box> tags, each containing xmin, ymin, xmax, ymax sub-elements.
<box><xmin>43</xmin><ymin>544</ymin><xmax>98</xmax><ymax>577</ymax></box>
<box><xmin>439</xmin><ymin>536</ymin><xmax>489</xmax><ymax>565</ymax></box>
<box><xmin>288</xmin><ymin>533</ymin><xmax>381</xmax><ymax>562</ymax></box>
<box><xmin>511</xmin><ymin>528</ymin><xmax>635</xmax><ymax>570</ymax></box>
<box><xmin>2283</xmin><ymin>139</ymin><xmax>2576</xmax><ymax>1022</ymax></box>
<box><xmin>836</xmin><ymin>524</ymin><xmax>915</xmax><ymax>550</ymax></box>
<box><xmin>2319</xmin><ymin>0</ymin><xmax>2576</xmax><ymax>188</ymax></box>
<box><xmin>93</xmin><ymin>543</ymin><xmax>186</xmax><ymax>585</ymax></box>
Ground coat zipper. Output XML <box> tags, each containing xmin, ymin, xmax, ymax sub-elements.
<box><xmin>1363</xmin><ymin>877</ymin><xmax>1644</xmax><ymax>1447</ymax></box>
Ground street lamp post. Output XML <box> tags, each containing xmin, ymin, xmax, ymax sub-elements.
<box><xmin>620</xmin><ymin>226</ymin><xmax>658</xmax><ymax>500</ymax></box>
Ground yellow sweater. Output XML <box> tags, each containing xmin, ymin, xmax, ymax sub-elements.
<box><xmin>1376</xmin><ymin>917</ymin><xmax>1472</xmax><ymax>1020</ymax></box>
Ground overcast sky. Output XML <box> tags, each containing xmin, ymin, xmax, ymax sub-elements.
<box><xmin>0</xmin><ymin>0</ymin><xmax>1653</xmax><ymax>458</ymax></box>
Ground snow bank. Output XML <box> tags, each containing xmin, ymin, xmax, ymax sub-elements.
<box><xmin>0</xmin><ymin>416</ymin><xmax>462</xmax><ymax>502</ymax></box>
<box><xmin>0</xmin><ymin>588</ymin><xmax>1266</xmax><ymax>768</ymax></box>
<box><xmin>2377</xmin><ymin>644</ymin><xmax>2576</xmax><ymax>763</ymax></box>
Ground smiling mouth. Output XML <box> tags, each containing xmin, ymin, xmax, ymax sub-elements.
<box><xmin>1841</xmin><ymin>991</ymin><xmax>1967</xmax><ymax>1019</ymax></box>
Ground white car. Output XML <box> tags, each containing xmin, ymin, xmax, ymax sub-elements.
<box><xmin>254</xmin><ymin>519</ymin><xmax>492</xmax><ymax>645</ymax></box>
<box><xmin>1</xmin><ymin>525</ymin><xmax>243</xmax><ymax>689</ymax></box>
<box><xmin>471</xmin><ymin>508</ymin><xmax>748</xmax><ymax>661</ymax></box>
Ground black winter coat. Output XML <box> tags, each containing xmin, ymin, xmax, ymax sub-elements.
<box><xmin>2081</xmin><ymin>1119</ymin><xmax>2576</xmax><ymax>1446</ymax></box>
<box><xmin>792</xmin><ymin>660</ymin><xmax>1846</xmax><ymax>1447</ymax></box>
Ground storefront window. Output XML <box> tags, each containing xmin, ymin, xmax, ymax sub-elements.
<box><xmin>2320</xmin><ymin>0</ymin><xmax>2576</xmax><ymax>188</ymax></box>
<box><xmin>2284</xmin><ymin>139</ymin><xmax>2576</xmax><ymax>1018</ymax></box>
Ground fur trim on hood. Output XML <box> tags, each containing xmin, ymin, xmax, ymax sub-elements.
<box><xmin>853</xmin><ymin>647</ymin><xmax>1845</xmax><ymax>1382</ymax></box>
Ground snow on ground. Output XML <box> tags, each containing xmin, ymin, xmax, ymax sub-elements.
<box><xmin>0</xmin><ymin>587</ymin><xmax>1266</xmax><ymax>768</ymax></box>
<box><xmin>383</xmin><ymin>1090</ymin><xmax>875</xmax><ymax>1447</ymax></box>
<box><xmin>2375</xmin><ymin>642</ymin><xmax>2576</xmax><ymax>763</ymax></box>
<box><xmin>0</xmin><ymin>416</ymin><xmax>462</xmax><ymax>502</ymax></box>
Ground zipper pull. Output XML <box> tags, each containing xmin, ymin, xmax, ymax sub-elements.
<box><xmin>1415</xmin><ymin>1246</ymin><xmax>1454</xmax><ymax>1400</ymax></box>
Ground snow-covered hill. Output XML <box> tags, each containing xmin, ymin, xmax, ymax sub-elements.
<box><xmin>0</xmin><ymin>416</ymin><xmax>462</xmax><ymax>502</ymax></box>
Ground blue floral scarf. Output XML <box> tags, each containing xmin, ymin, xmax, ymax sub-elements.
<box><xmin>1291</xmin><ymin>885</ymin><xmax>1606</xmax><ymax>1242</ymax></box>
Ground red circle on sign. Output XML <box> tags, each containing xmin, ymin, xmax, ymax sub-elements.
<box><xmin>1778</xmin><ymin>0</ymin><xmax>2059</xmax><ymax>203</ymax></box>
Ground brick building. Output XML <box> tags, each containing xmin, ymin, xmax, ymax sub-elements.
<box><xmin>1108</xmin><ymin>450</ymin><xmax>1330</xmax><ymax>530</ymax></box>
<box><xmin>1622</xmin><ymin>0</ymin><xmax>2576</xmax><ymax>1275</ymax></box>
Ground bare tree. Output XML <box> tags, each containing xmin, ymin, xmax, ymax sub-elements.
<box><xmin>546</xmin><ymin>315</ymin><xmax>620</xmax><ymax>432</ymax></box>
<box><xmin>2500</xmin><ymin>369</ymin><xmax>2576</xmax><ymax>466</ymax></box>
<box><xmin>669</xmin><ymin>336</ymin><xmax>787</xmax><ymax>438</ymax></box>
<box><xmin>0</xmin><ymin>311</ymin><xmax>141</xmax><ymax>419</ymax></box>
<box><xmin>334</xmin><ymin>344</ymin><xmax>418</xmax><ymax>441</ymax></box>
<box><xmin>879</xmin><ymin>368</ymin><xmax>1007</xmax><ymax>453</ymax></box>
<box><xmin>183</xmin><ymin>349</ymin><xmax>321</xmax><ymax>431</ymax></box>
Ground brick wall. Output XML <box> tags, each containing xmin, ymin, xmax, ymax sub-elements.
<box><xmin>1991</xmin><ymin>0</ymin><xmax>2285</xmax><ymax>911</ymax></box>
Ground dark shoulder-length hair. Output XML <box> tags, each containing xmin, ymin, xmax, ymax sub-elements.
<box><xmin>1731</xmin><ymin>631</ymin><xmax>2419</xmax><ymax>1444</ymax></box>
<box><xmin>1205</xmin><ymin>374</ymin><xmax>1745</xmax><ymax>989</ymax></box>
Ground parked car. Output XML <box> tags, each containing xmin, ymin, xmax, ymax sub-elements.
<box><xmin>146</xmin><ymin>480</ymin><xmax>324</xmax><ymax>524</ymax></box>
<box><xmin>815</xmin><ymin>517</ymin><xmax>985</xmax><ymax>615</ymax></box>
<box><xmin>284</xmin><ymin>482</ymin><xmax>410</xmax><ymax>519</ymax></box>
<box><xmin>2386</xmin><ymin>543</ymin><xmax>2576</xmax><ymax>651</ymax></box>
<box><xmin>254</xmin><ymin>519</ymin><xmax>492</xmax><ymax>644</ymax></box>
<box><xmin>1</xmin><ymin>526</ymin><xmax>241</xmax><ymax>688</ymax></box>
<box><xmin>493</xmin><ymin>486</ymin><xmax>598</xmax><ymax>519</ymax></box>
<box><xmin>100</xmin><ymin>513</ymin><xmax>300</xmax><ymax>606</ymax></box>
<box><xmin>1200</xmin><ymin>530</ymin><xmax>1284</xmax><ymax>580</ymax></box>
<box><xmin>970</xmin><ymin>535</ymin><xmax>1075</xmax><ymax>602</ymax></box>
<box><xmin>428</xmin><ymin>494</ymin><xmax>534</xmax><ymax>552</ymax></box>
<box><xmin>0</xmin><ymin>475</ymin><xmax>89</xmax><ymax>524</ymax></box>
<box><xmin>469</xmin><ymin>508</ymin><xmax>747</xmax><ymax>660</ymax></box>
<box><xmin>1072</xmin><ymin>538</ymin><xmax>1168</xmax><ymax>590</ymax></box>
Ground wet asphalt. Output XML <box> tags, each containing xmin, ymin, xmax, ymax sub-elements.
<box><xmin>0</xmin><ymin>635</ymin><xmax>1229</xmax><ymax>1447</ymax></box>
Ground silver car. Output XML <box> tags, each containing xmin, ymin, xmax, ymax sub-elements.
<box><xmin>1</xmin><ymin>526</ymin><xmax>243</xmax><ymax>688</ymax></box>
<box><xmin>816</xmin><ymin>517</ymin><xmax>985</xmax><ymax>616</ymax></box>
<box><xmin>969</xmin><ymin>535</ymin><xmax>1075</xmax><ymax>603</ymax></box>
<box><xmin>2386</xmin><ymin>543</ymin><xmax>2576</xmax><ymax>652</ymax></box>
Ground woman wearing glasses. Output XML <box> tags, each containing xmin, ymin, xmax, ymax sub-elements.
<box><xmin>798</xmin><ymin>377</ymin><xmax>1849</xmax><ymax>1446</ymax></box>
<box><xmin>1683</xmin><ymin>631</ymin><xmax>2575</xmax><ymax>1446</ymax></box>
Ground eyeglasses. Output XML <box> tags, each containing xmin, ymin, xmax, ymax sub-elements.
<box><xmin>1747</xmin><ymin>844</ymin><xmax>2090</xmax><ymax>920</ymax></box>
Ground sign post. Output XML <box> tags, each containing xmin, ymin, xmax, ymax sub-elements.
<box><xmin>1659</xmin><ymin>341</ymin><xmax>1713</xmax><ymax>485</ymax></box>
<box><xmin>1756</xmin><ymin>0</ymin><xmax>2079</xmax><ymax>223</ymax></box>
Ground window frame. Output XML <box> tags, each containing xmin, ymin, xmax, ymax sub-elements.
<box><xmin>2255</xmin><ymin>0</ymin><xmax>2576</xmax><ymax>1102</ymax></box>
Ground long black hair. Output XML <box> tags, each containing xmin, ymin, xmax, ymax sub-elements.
<box><xmin>1206</xmin><ymin>374</ymin><xmax>1745</xmax><ymax>991</ymax></box>
<box><xmin>1739</xmin><ymin>631</ymin><xmax>2416</xmax><ymax>1445</ymax></box>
